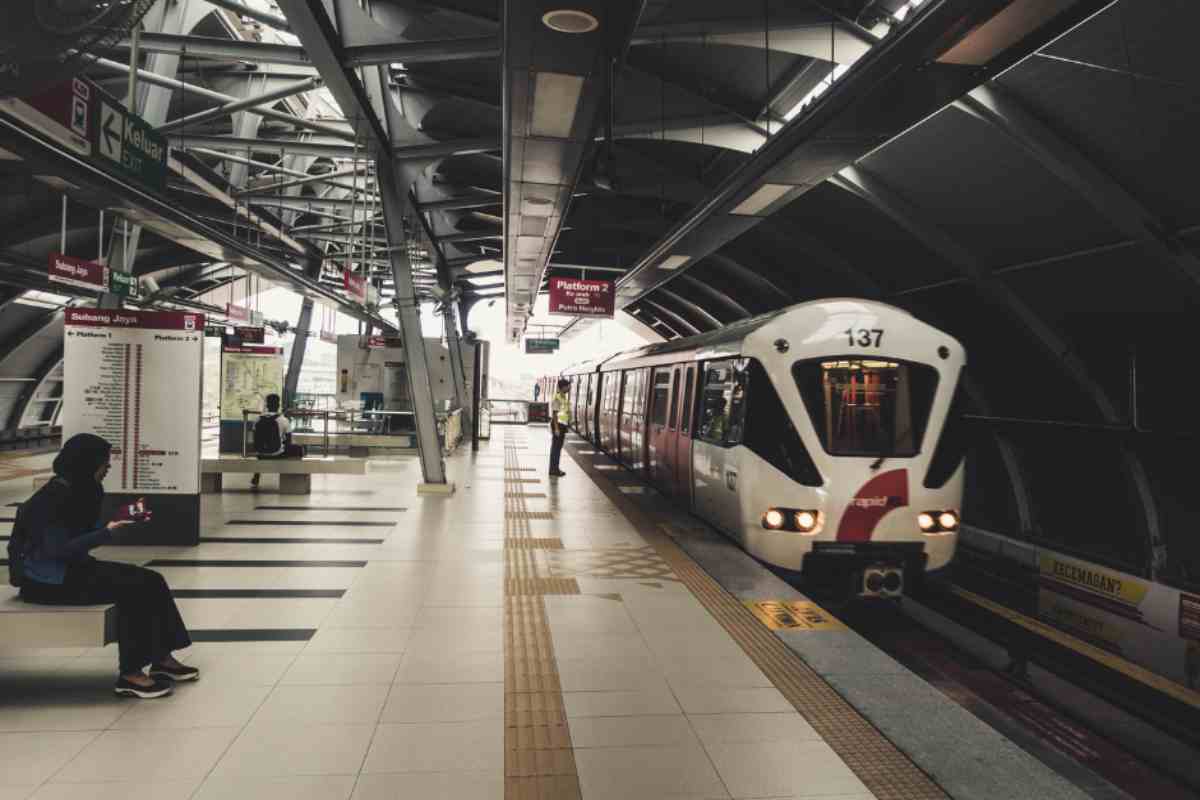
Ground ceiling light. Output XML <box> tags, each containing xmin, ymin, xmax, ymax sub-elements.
<box><xmin>658</xmin><ymin>255</ymin><xmax>689</xmax><ymax>271</ymax></box>
<box><xmin>542</xmin><ymin>9</ymin><xmax>599</xmax><ymax>33</ymax></box>
<box><xmin>729</xmin><ymin>183</ymin><xmax>795</xmax><ymax>216</ymax></box>
<box><xmin>530</xmin><ymin>72</ymin><xmax>584</xmax><ymax>138</ymax></box>
<box><xmin>783</xmin><ymin>64</ymin><xmax>850</xmax><ymax>121</ymax></box>
<box><xmin>15</xmin><ymin>290</ymin><xmax>73</xmax><ymax>309</ymax></box>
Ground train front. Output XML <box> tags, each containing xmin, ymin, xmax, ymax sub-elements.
<box><xmin>738</xmin><ymin>300</ymin><xmax>966</xmax><ymax>599</ymax></box>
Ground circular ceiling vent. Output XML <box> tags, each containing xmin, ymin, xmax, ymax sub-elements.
<box><xmin>542</xmin><ymin>9</ymin><xmax>599</xmax><ymax>34</ymax></box>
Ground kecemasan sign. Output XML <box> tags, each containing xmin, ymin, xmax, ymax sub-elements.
<box><xmin>547</xmin><ymin>277</ymin><xmax>615</xmax><ymax>318</ymax></box>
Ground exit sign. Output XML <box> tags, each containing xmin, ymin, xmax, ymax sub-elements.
<box><xmin>94</xmin><ymin>94</ymin><xmax>167</xmax><ymax>193</ymax></box>
<box><xmin>525</xmin><ymin>338</ymin><xmax>559</xmax><ymax>354</ymax></box>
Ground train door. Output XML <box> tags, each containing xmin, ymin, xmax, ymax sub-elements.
<box><xmin>583</xmin><ymin>373</ymin><xmax>594</xmax><ymax>441</ymax></box>
<box><xmin>661</xmin><ymin>366</ymin><xmax>682</xmax><ymax>494</ymax></box>
<box><xmin>674</xmin><ymin>364</ymin><xmax>696</xmax><ymax>502</ymax></box>
<box><xmin>618</xmin><ymin>370</ymin><xmax>633</xmax><ymax>465</ymax></box>
<box><xmin>647</xmin><ymin>368</ymin><xmax>673</xmax><ymax>488</ymax></box>
<box><xmin>692</xmin><ymin>359</ymin><xmax>750</xmax><ymax>533</ymax></box>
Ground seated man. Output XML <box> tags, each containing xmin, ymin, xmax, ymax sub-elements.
<box><xmin>250</xmin><ymin>393</ymin><xmax>304</xmax><ymax>489</ymax></box>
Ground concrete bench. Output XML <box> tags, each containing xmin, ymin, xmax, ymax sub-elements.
<box><xmin>200</xmin><ymin>457</ymin><xmax>367</xmax><ymax>494</ymax></box>
<box><xmin>0</xmin><ymin>591</ymin><xmax>116</xmax><ymax>649</ymax></box>
<box><xmin>293</xmin><ymin>432</ymin><xmax>415</xmax><ymax>456</ymax></box>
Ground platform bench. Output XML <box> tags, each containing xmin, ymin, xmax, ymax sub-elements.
<box><xmin>0</xmin><ymin>591</ymin><xmax>116</xmax><ymax>649</ymax></box>
<box><xmin>200</xmin><ymin>457</ymin><xmax>367</xmax><ymax>495</ymax></box>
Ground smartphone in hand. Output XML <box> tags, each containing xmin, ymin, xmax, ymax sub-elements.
<box><xmin>113</xmin><ymin>497</ymin><xmax>153</xmax><ymax>524</ymax></box>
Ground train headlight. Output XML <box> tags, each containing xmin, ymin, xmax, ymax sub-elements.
<box><xmin>794</xmin><ymin>511</ymin><xmax>818</xmax><ymax>533</ymax></box>
<box><xmin>938</xmin><ymin>510</ymin><xmax>959</xmax><ymax>531</ymax></box>
<box><xmin>762</xmin><ymin>509</ymin><xmax>785</xmax><ymax>530</ymax></box>
<box><xmin>917</xmin><ymin>512</ymin><xmax>936</xmax><ymax>532</ymax></box>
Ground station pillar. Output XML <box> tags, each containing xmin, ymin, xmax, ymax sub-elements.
<box><xmin>283</xmin><ymin>297</ymin><xmax>314</xmax><ymax>409</ymax></box>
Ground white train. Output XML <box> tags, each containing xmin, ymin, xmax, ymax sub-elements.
<box><xmin>555</xmin><ymin>299</ymin><xmax>967</xmax><ymax>598</ymax></box>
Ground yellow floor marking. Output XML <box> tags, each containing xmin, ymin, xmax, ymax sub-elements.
<box><xmin>746</xmin><ymin>600</ymin><xmax>848</xmax><ymax>631</ymax></box>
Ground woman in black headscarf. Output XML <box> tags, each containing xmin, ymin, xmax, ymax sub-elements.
<box><xmin>14</xmin><ymin>433</ymin><xmax>197</xmax><ymax>698</ymax></box>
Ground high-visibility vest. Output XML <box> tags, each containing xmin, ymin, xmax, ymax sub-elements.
<box><xmin>552</xmin><ymin>391</ymin><xmax>571</xmax><ymax>424</ymax></box>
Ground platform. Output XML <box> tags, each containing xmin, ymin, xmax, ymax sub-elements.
<box><xmin>0</xmin><ymin>438</ymin><xmax>1102</xmax><ymax>800</ymax></box>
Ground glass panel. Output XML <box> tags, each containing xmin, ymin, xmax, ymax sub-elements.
<box><xmin>651</xmin><ymin>369</ymin><xmax>671</xmax><ymax>426</ymax></box>
<box><xmin>743</xmin><ymin>360</ymin><xmax>822</xmax><ymax>485</ymax></box>
<box><xmin>680</xmin><ymin>368</ymin><xmax>695</xmax><ymax>435</ymax></box>
<box><xmin>726</xmin><ymin>360</ymin><xmax>749</xmax><ymax>445</ymax></box>
<box><xmin>668</xmin><ymin>368</ymin><xmax>680</xmax><ymax>430</ymax></box>
<box><xmin>698</xmin><ymin>360</ymin><xmax>733</xmax><ymax>444</ymax></box>
<box><xmin>793</xmin><ymin>358</ymin><xmax>939</xmax><ymax>457</ymax></box>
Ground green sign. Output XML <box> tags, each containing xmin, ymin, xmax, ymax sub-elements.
<box><xmin>108</xmin><ymin>270</ymin><xmax>140</xmax><ymax>298</ymax></box>
<box><xmin>94</xmin><ymin>96</ymin><xmax>167</xmax><ymax>192</ymax></box>
<box><xmin>525</xmin><ymin>338</ymin><xmax>559</xmax><ymax>354</ymax></box>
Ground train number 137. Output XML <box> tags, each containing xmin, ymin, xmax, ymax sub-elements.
<box><xmin>844</xmin><ymin>328</ymin><xmax>884</xmax><ymax>347</ymax></box>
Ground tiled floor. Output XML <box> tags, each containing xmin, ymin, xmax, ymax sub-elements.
<box><xmin>0</xmin><ymin>436</ymin><xmax>874</xmax><ymax>800</ymax></box>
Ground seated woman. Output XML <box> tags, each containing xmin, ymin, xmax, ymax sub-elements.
<box><xmin>14</xmin><ymin>433</ymin><xmax>198</xmax><ymax>699</ymax></box>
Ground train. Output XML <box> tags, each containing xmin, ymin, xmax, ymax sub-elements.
<box><xmin>547</xmin><ymin>299</ymin><xmax>967</xmax><ymax>598</ymax></box>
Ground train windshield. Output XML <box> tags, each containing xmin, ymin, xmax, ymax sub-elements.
<box><xmin>793</xmin><ymin>359</ymin><xmax>938</xmax><ymax>458</ymax></box>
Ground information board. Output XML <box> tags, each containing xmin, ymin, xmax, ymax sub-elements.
<box><xmin>221</xmin><ymin>344</ymin><xmax>284</xmax><ymax>422</ymax></box>
<box><xmin>525</xmin><ymin>337</ymin><xmax>560</xmax><ymax>354</ymax></box>
<box><xmin>548</xmin><ymin>276</ymin><xmax>615</xmax><ymax>317</ymax></box>
<box><xmin>62</xmin><ymin>309</ymin><xmax>204</xmax><ymax>495</ymax></box>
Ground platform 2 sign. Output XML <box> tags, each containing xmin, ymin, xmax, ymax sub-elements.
<box><xmin>61</xmin><ymin>309</ymin><xmax>205</xmax><ymax>545</ymax></box>
<box><xmin>525</xmin><ymin>337</ymin><xmax>560</xmax><ymax>354</ymax></box>
<box><xmin>94</xmin><ymin>95</ymin><xmax>167</xmax><ymax>193</ymax></box>
<box><xmin>548</xmin><ymin>277</ymin><xmax>615</xmax><ymax>318</ymax></box>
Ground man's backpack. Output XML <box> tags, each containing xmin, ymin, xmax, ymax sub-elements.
<box><xmin>253</xmin><ymin>414</ymin><xmax>282</xmax><ymax>454</ymax></box>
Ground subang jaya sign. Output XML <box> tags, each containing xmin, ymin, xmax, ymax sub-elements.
<box><xmin>548</xmin><ymin>277</ymin><xmax>615</xmax><ymax>318</ymax></box>
<box><xmin>49</xmin><ymin>253</ymin><xmax>108</xmax><ymax>291</ymax></box>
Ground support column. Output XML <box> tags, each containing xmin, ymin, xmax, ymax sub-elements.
<box><xmin>377</xmin><ymin>158</ymin><xmax>451</xmax><ymax>493</ymax></box>
<box><xmin>442</xmin><ymin>300</ymin><xmax>471</xmax><ymax>436</ymax></box>
<box><xmin>284</xmin><ymin>297</ymin><xmax>314</xmax><ymax>408</ymax></box>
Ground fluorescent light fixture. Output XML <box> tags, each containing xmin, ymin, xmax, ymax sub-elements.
<box><xmin>783</xmin><ymin>64</ymin><xmax>850</xmax><ymax>121</ymax></box>
<box><xmin>659</xmin><ymin>254</ymin><xmax>690</xmax><ymax>271</ymax></box>
<box><xmin>893</xmin><ymin>0</ymin><xmax>925</xmax><ymax>23</ymax></box>
<box><xmin>530</xmin><ymin>72</ymin><xmax>584</xmax><ymax>138</ymax></box>
<box><xmin>730</xmin><ymin>183</ymin><xmax>794</xmax><ymax>216</ymax></box>
<box><xmin>15</xmin><ymin>290</ymin><xmax>73</xmax><ymax>309</ymax></box>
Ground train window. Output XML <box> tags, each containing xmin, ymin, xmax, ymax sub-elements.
<box><xmin>793</xmin><ymin>358</ymin><xmax>939</xmax><ymax>458</ymax></box>
<box><xmin>924</xmin><ymin>370</ymin><xmax>967</xmax><ymax>489</ymax></box>
<box><xmin>668</xmin><ymin>368</ymin><xmax>680</xmax><ymax>430</ymax></box>
<box><xmin>743</xmin><ymin>360</ymin><xmax>822</xmax><ymax>485</ymax></box>
<box><xmin>651</xmin><ymin>370</ymin><xmax>671</xmax><ymax>426</ymax></box>
<box><xmin>680</xmin><ymin>369</ymin><xmax>695</xmax><ymax>435</ymax></box>
<box><xmin>725</xmin><ymin>361</ymin><xmax>749</xmax><ymax>445</ymax></box>
<box><xmin>698</xmin><ymin>360</ymin><xmax>734</xmax><ymax>445</ymax></box>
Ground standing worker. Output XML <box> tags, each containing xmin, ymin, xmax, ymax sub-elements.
<box><xmin>533</xmin><ymin>382</ymin><xmax>541</xmax><ymax>402</ymax></box>
<box><xmin>549</xmin><ymin>378</ymin><xmax>571</xmax><ymax>477</ymax></box>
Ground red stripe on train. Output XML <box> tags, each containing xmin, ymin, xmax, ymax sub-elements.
<box><xmin>836</xmin><ymin>469</ymin><xmax>909</xmax><ymax>542</ymax></box>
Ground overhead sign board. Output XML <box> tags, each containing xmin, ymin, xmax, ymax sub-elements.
<box><xmin>93</xmin><ymin>94</ymin><xmax>168</xmax><ymax>193</ymax></box>
<box><xmin>48</xmin><ymin>252</ymin><xmax>108</xmax><ymax>292</ymax></box>
<box><xmin>525</xmin><ymin>337</ymin><xmax>560</xmax><ymax>354</ymax></box>
<box><xmin>109</xmin><ymin>270</ymin><xmax>140</xmax><ymax>299</ymax></box>
<box><xmin>343</xmin><ymin>269</ymin><xmax>367</xmax><ymax>304</ymax></box>
<box><xmin>0</xmin><ymin>78</ymin><xmax>92</xmax><ymax>157</ymax></box>
<box><xmin>226</xmin><ymin>303</ymin><xmax>250</xmax><ymax>322</ymax></box>
<box><xmin>548</xmin><ymin>276</ymin><xmax>615</xmax><ymax>318</ymax></box>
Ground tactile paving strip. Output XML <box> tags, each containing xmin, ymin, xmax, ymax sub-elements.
<box><xmin>568</xmin><ymin>448</ymin><xmax>949</xmax><ymax>800</ymax></box>
<box><xmin>503</xmin><ymin>441</ymin><xmax>581</xmax><ymax>800</ymax></box>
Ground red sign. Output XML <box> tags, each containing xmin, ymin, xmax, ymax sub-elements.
<box><xmin>65</xmin><ymin>309</ymin><xmax>204</xmax><ymax>331</ymax></box>
<box><xmin>2</xmin><ymin>78</ymin><xmax>92</xmax><ymax>156</ymax></box>
<box><xmin>49</xmin><ymin>253</ymin><xmax>108</xmax><ymax>292</ymax></box>
<box><xmin>234</xmin><ymin>326</ymin><xmax>265</xmax><ymax>344</ymax></box>
<box><xmin>343</xmin><ymin>269</ymin><xmax>367</xmax><ymax>304</ymax></box>
<box><xmin>225</xmin><ymin>303</ymin><xmax>250</xmax><ymax>322</ymax></box>
<box><xmin>366</xmin><ymin>335</ymin><xmax>387</xmax><ymax>349</ymax></box>
<box><xmin>548</xmin><ymin>277</ymin><xmax>615</xmax><ymax>317</ymax></box>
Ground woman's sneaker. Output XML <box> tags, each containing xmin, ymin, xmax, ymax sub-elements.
<box><xmin>114</xmin><ymin>675</ymin><xmax>174</xmax><ymax>699</ymax></box>
<box><xmin>149</xmin><ymin>663</ymin><xmax>200</xmax><ymax>682</ymax></box>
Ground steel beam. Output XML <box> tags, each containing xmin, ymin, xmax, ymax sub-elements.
<box><xmin>159</xmin><ymin>76</ymin><xmax>321</xmax><ymax>133</ymax></box>
<box><xmin>674</xmin><ymin>273</ymin><xmax>751</xmax><ymax>319</ymax></box>
<box><xmin>442</xmin><ymin>300</ymin><xmax>472</xmax><ymax>435</ymax></box>
<box><xmin>642</xmin><ymin>298</ymin><xmax>701</xmax><ymax>337</ymax></box>
<box><xmin>206</xmin><ymin>0</ymin><xmax>292</xmax><ymax>32</ymax></box>
<box><xmin>117</xmin><ymin>32</ymin><xmax>308</xmax><ymax>65</ymax></box>
<box><xmin>955</xmin><ymin>84</ymin><xmax>1200</xmax><ymax>302</ymax></box>
<box><xmin>656</xmin><ymin>288</ymin><xmax>722</xmax><ymax>331</ymax></box>
<box><xmin>283</xmin><ymin>297</ymin><xmax>314</xmax><ymax>407</ymax></box>
<box><xmin>831</xmin><ymin>166</ymin><xmax>1165</xmax><ymax>578</ymax></box>
<box><xmin>378</xmin><ymin>157</ymin><xmax>449</xmax><ymax>488</ymax></box>
<box><xmin>344</xmin><ymin>37</ymin><xmax>501</xmax><ymax>67</ymax></box>
<box><xmin>169</xmin><ymin>134</ymin><xmax>361</xmax><ymax>159</ymax></box>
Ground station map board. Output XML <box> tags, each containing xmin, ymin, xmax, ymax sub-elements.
<box><xmin>220</xmin><ymin>344</ymin><xmax>284</xmax><ymax>422</ymax></box>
